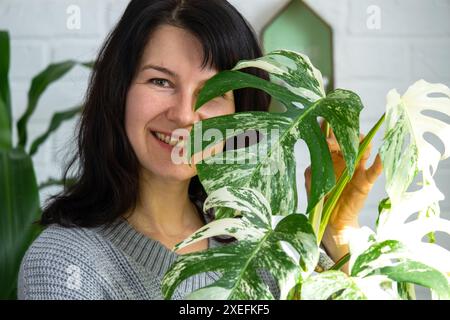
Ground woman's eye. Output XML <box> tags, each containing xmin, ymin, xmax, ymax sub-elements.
<box><xmin>149</xmin><ymin>78</ymin><xmax>171</xmax><ymax>87</ymax></box>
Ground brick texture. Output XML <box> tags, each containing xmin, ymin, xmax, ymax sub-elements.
<box><xmin>1</xmin><ymin>0</ymin><xmax>449</xmax><ymax>299</ymax></box>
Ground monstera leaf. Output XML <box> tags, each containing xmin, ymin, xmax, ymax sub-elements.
<box><xmin>380</xmin><ymin>80</ymin><xmax>450</xmax><ymax>205</ymax></box>
<box><xmin>185</xmin><ymin>50</ymin><xmax>363</xmax><ymax>217</ymax></box>
<box><xmin>303</xmin><ymin>81</ymin><xmax>450</xmax><ymax>300</ymax></box>
<box><xmin>376</xmin><ymin>80</ymin><xmax>450</xmax><ymax>267</ymax></box>
<box><xmin>376</xmin><ymin>80</ymin><xmax>450</xmax><ymax>298</ymax></box>
<box><xmin>162</xmin><ymin>186</ymin><xmax>319</xmax><ymax>300</ymax></box>
<box><xmin>303</xmin><ymin>234</ymin><xmax>450</xmax><ymax>300</ymax></box>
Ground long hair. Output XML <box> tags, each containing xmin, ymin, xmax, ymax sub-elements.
<box><xmin>40</xmin><ymin>0</ymin><xmax>271</xmax><ymax>228</ymax></box>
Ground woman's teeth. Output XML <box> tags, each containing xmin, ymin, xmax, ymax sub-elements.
<box><xmin>153</xmin><ymin>131</ymin><xmax>182</xmax><ymax>147</ymax></box>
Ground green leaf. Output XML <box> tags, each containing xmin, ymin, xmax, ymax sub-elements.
<box><xmin>162</xmin><ymin>186</ymin><xmax>319</xmax><ymax>300</ymax></box>
<box><xmin>38</xmin><ymin>176</ymin><xmax>76</xmax><ymax>190</ymax></box>
<box><xmin>81</xmin><ymin>61</ymin><xmax>95</xmax><ymax>69</ymax></box>
<box><xmin>375</xmin><ymin>261</ymin><xmax>450</xmax><ymax>300</ymax></box>
<box><xmin>0</xmin><ymin>148</ymin><xmax>41</xmax><ymax>298</ymax></box>
<box><xmin>0</xmin><ymin>30</ymin><xmax>12</xmax><ymax>150</ymax></box>
<box><xmin>330</xmin><ymin>253</ymin><xmax>350</xmax><ymax>271</ymax></box>
<box><xmin>16</xmin><ymin>60</ymin><xmax>78</xmax><ymax>148</ymax></box>
<box><xmin>301</xmin><ymin>270</ymin><xmax>366</xmax><ymax>300</ymax></box>
<box><xmin>348</xmin><ymin>239</ymin><xmax>450</xmax><ymax>299</ymax></box>
<box><xmin>29</xmin><ymin>105</ymin><xmax>81</xmax><ymax>156</ymax></box>
<box><xmin>351</xmin><ymin>240</ymin><xmax>407</xmax><ymax>277</ymax></box>
<box><xmin>397</xmin><ymin>282</ymin><xmax>416</xmax><ymax>300</ymax></box>
<box><xmin>232</xmin><ymin>50</ymin><xmax>326</xmax><ymax>100</ymax></box>
<box><xmin>189</xmin><ymin>50</ymin><xmax>362</xmax><ymax>217</ymax></box>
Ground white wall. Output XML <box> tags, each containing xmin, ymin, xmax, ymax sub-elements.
<box><xmin>1</xmin><ymin>0</ymin><xmax>449</xmax><ymax>298</ymax></box>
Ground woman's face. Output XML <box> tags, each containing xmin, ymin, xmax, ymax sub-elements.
<box><xmin>125</xmin><ymin>24</ymin><xmax>235</xmax><ymax>182</ymax></box>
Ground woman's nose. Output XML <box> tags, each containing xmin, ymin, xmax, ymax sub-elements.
<box><xmin>166</xmin><ymin>90</ymin><xmax>200</xmax><ymax>127</ymax></box>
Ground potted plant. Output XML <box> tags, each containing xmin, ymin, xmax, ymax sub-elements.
<box><xmin>0</xmin><ymin>30</ymin><xmax>90</xmax><ymax>299</ymax></box>
<box><xmin>161</xmin><ymin>50</ymin><xmax>450</xmax><ymax>300</ymax></box>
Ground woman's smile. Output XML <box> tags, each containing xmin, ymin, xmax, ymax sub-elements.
<box><xmin>149</xmin><ymin>129</ymin><xmax>187</xmax><ymax>152</ymax></box>
<box><xmin>151</xmin><ymin>130</ymin><xmax>174</xmax><ymax>152</ymax></box>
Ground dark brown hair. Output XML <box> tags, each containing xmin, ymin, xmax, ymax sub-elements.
<box><xmin>40</xmin><ymin>0</ymin><xmax>271</xmax><ymax>228</ymax></box>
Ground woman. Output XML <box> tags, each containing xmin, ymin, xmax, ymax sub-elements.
<box><xmin>18</xmin><ymin>0</ymin><xmax>382</xmax><ymax>300</ymax></box>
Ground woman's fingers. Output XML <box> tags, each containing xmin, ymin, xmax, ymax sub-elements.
<box><xmin>304</xmin><ymin>166</ymin><xmax>311</xmax><ymax>196</ymax></box>
<box><xmin>365</xmin><ymin>154</ymin><xmax>383</xmax><ymax>184</ymax></box>
<box><xmin>326</xmin><ymin>137</ymin><xmax>340</xmax><ymax>150</ymax></box>
<box><xmin>314</xmin><ymin>124</ymin><xmax>383</xmax><ymax>186</ymax></box>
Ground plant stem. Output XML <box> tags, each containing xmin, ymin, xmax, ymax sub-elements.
<box><xmin>309</xmin><ymin>121</ymin><xmax>331</xmax><ymax>243</ymax></box>
<box><xmin>309</xmin><ymin>200</ymin><xmax>323</xmax><ymax>244</ymax></box>
<box><xmin>318</xmin><ymin>113</ymin><xmax>386</xmax><ymax>243</ymax></box>
<box><xmin>330</xmin><ymin>253</ymin><xmax>350</xmax><ymax>271</ymax></box>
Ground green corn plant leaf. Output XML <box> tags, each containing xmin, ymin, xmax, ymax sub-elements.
<box><xmin>0</xmin><ymin>30</ymin><xmax>12</xmax><ymax>150</ymax></box>
<box><xmin>162</xmin><ymin>186</ymin><xmax>319</xmax><ymax>300</ymax></box>
<box><xmin>29</xmin><ymin>105</ymin><xmax>81</xmax><ymax>156</ymax></box>
<box><xmin>0</xmin><ymin>148</ymin><xmax>41</xmax><ymax>298</ymax></box>
<box><xmin>187</xmin><ymin>50</ymin><xmax>362</xmax><ymax>217</ymax></box>
<box><xmin>38</xmin><ymin>177</ymin><xmax>76</xmax><ymax>190</ymax></box>
<box><xmin>16</xmin><ymin>60</ymin><xmax>79</xmax><ymax>149</ymax></box>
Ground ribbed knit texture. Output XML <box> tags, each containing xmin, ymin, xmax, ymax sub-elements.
<box><xmin>18</xmin><ymin>217</ymin><xmax>334</xmax><ymax>300</ymax></box>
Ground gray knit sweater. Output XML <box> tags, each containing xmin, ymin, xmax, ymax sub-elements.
<box><xmin>18</xmin><ymin>217</ymin><xmax>334</xmax><ymax>300</ymax></box>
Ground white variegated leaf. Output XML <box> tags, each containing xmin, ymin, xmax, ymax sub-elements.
<box><xmin>352</xmin><ymin>275</ymin><xmax>399</xmax><ymax>300</ymax></box>
<box><xmin>348</xmin><ymin>80</ymin><xmax>450</xmax><ymax>299</ymax></box>
<box><xmin>380</xmin><ymin>80</ymin><xmax>450</xmax><ymax>204</ymax></box>
<box><xmin>306</xmin><ymin>80</ymin><xmax>450</xmax><ymax>300</ymax></box>
<box><xmin>173</xmin><ymin>218</ymin><xmax>262</xmax><ymax>252</ymax></box>
<box><xmin>162</xmin><ymin>186</ymin><xmax>319</xmax><ymax>300</ymax></box>
<box><xmin>203</xmin><ymin>186</ymin><xmax>272</xmax><ymax>227</ymax></box>
<box><xmin>189</xmin><ymin>50</ymin><xmax>363</xmax><ymax>218</ymax></box>
<box><xmin>377</xmin><ymin>183</ymin><xmax>444</xmax><ymax>230</ymax></box>
<box><xmin>301</xmin><ymin>270</ymin><xmax>366</xmax><ymax>300</ymax></box>
<box><xmin>233</xmin><ymin>49</ymin><xmax>326</xmax><ymax>102</ymax></box>
<box><xmin>314</xmin><ymin>239</ymin><xmax>450</xmax><ymax>300</ymax></box>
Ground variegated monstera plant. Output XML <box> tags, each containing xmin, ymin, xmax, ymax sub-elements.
<box><xmin>161</xmin><ymin>50</ymin><xmax>450</xmax><ymax>300</ymax></box>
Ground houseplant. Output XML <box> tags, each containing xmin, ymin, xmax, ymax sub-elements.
<box><xmin>0</xmin><ymin>30</ymin><xmax>90</xmax><ymax>299</ymax></box>
<box><xmin>161</xmin><ymin>50</ymin><xmax>450</xmax><ymax>300</ymax></box>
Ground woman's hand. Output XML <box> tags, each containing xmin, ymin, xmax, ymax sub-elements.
<box><xmin>304</xmin><ymin>126</ymin><xmax>383</xmax><ymax>271</ymax></box>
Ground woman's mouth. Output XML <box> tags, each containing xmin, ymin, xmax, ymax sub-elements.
<box><xmin>150</xmin><ymin>130</ymin><xmax>185</xmax><ymax>151</ymax></box>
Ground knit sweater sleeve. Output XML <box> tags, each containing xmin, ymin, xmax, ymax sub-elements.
<box><xmin>18</xmin><ymin>225</ymin><xmax>107</xmax><ymax>300</ymax></box>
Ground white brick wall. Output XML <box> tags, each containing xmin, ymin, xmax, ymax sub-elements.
<box><xmin>1</xmin><ymin>0</ymin><xmax>449</xmax><ymax>298</ymax></box>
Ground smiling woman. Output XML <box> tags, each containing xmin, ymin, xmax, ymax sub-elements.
<box><xmin>125</xmin><ymin>24</ymin><xmax>236</xmax><ymax>188</ymax></box>
<box><xmin>17</xmin><ymin>0</ymin><xmax>274</xmax><ymax>300</ymax></box>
